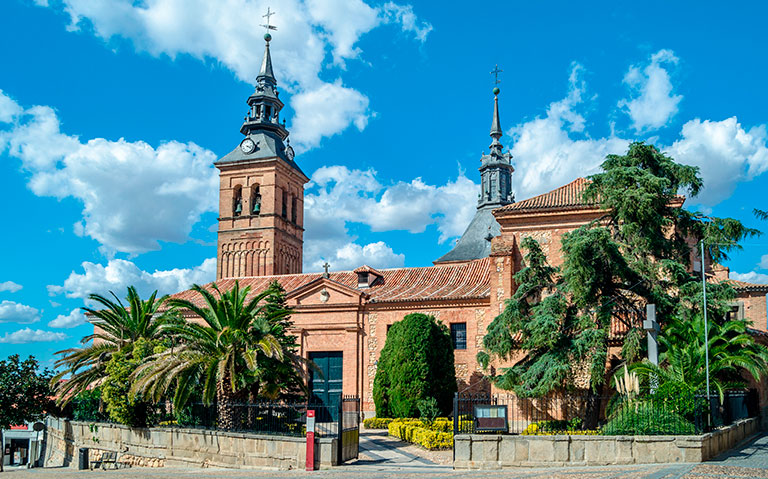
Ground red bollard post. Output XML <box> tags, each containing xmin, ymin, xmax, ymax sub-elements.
<box><xmin>306</xmin><ymin>409</ymin><xmax>315</xmax><ymax>471</ymax></box>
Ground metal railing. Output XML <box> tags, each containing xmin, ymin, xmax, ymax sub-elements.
<box><xmin>453</xmin><ymin>390</ymin><xmax>758</xmax><ymax>436</ymax></box>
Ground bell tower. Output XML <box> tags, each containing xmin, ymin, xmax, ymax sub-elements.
<box><xmin>215</xmin><ymin>31</ymin><xmax>308</xmax><ymax>279</ymax></box>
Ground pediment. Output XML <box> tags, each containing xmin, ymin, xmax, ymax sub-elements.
<box><xmin>287</xmin><ymin>278</ymin><xmax>365</xmax><ymax>306</ymax></box>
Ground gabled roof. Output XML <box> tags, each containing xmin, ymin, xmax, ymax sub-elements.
<box><xmin>497</xmin><ymin>177</ymin><xmax>596</xmax><ymax>213</ymax></box>
<box><xmin>353</xmin><ymin>265</ymin><xmax>384</xmax><ymax>277</ymax></box>
<box><xmin>170</xmin><ymin>258</ymin><xmax>491</xmax><ymax>307</ymax></box>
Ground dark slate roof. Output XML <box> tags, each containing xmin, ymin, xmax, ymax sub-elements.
<box><xmin>215</xmin><ymin>131</ymin><xmax>305</xmax><ymax>178</ymax></box>
<box><xmin>434</xmin><ymin>205</ymin><xmax>499</xmax><ymax>264</ymax></box>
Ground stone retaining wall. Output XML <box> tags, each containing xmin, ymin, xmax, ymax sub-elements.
<box><xmin>44</xmin><ymin>418</ymin><xmax>338</xmax><ymax>470</ymax></box>
<box><xmin>454</xmin><ymin>417</ymin><xmax>758</xmax><ymax>469</ymax></box>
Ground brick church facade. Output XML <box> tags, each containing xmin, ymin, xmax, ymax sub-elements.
<box><xmin>172</xmin><ymin>36</ymin><xmax>768</xmax><ymax>414</ymax></box>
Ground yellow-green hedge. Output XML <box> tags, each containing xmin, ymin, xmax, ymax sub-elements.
<box><xmin>521</xmin><ymin>423</ymin><xmax>600</xmax><ymax>436</ymax></box>
<box><xmin>363</xmin><ymin>417</ymin><xmax>395</xmax><ymax>429</ymax></box>
<box><xmin>387</xmin><ymin>418</ymin><xmax>453</xmax><ymax>449</ymax></box>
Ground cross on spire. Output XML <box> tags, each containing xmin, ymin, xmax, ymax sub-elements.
<box><xmin>261</xmin><ymin>7</ymin><xmax>277</xmax><ymax>33</ymax></box>
<box><xmin>323</xmin><ymin>262</ymin><xmax>331</xmax><ymax>278</ymax></box>
<box><xmin>491</xmin><ymin>64</ymin><xmax>503</xmax><ymax>85</ymax></box>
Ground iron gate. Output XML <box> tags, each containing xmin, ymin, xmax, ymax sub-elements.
<box><xmin>338</xmin><ymin>395</ymin><xmax>360</xmax><ymax>464</ymax></box>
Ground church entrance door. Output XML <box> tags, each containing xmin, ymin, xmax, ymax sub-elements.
<box><xmin>309</xmin><ymin>351</ymin><xmax>343</xmax><ymax>422</ymax></box>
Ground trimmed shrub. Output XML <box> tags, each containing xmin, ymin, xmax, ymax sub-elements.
<box><xmin>363</xmin><ymin>417</ymin><xmax>394</xmax><ymax>429</ymax></box>
<box><xmin>388</xmin><ymin>418</ymin><xmax>453</xmax><ymax>449</ymax></box>
<box><xmin>373</xmin><ymin>313</ymin><xmax>457</xmax><ymax>418</ymax></box>
<box><xmin>602</xmin><ymin>402</ymin><xmax>696</xmax><ymax>435</ymax></box>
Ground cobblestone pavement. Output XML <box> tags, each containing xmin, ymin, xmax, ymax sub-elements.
<box><xmin>5</xmin><ymin>434</ymin><xmax>768</xmax><ymax>479</ymax></box>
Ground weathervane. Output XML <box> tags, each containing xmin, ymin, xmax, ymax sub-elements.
<box><xmin>261</xmin><ymin>7</ymin><xmax>277</xmax><ymax>36</ymax></box>
<box><xmin>491</xmin><ymin>64</ymin><xmax>503</xmax><ymax>85</ymax></box>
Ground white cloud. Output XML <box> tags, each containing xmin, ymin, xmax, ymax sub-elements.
<box><xmin>301</xmin><ymin>165</ymin><xmax>477</xmax><ymax>271</ymax></box>
<box><xmin>0</xmin><ymin>281</ymin><xmax>22</xmax><ymax>293</ymax></box>
<box><xmin>307</xmin><ymin>241</ymin><xmax>405</xmax><ymax>272</ymax></box>
<box><xmin>0</xmin><ymin>91</ymin><xmax>219</xmax><ymax>256</ymax></box>
<box><xmin>0</xmin><ymin>300</ymin><xmax>41</xmax><ymax>324</ymax></box>
<box><xmin>38</xmin><ymin>0</ymin><xmax>431</xmax><ymax>149</ymax></box>
<box><xmin>668</xmin><ymin>118</ymin><xmax>768</xmax><ymax>206</ymax></box>
<box><xmin>760</xmin><ymin>255</ymin><xmax>768</xmax><ymax>270</ymax></box>
<box><xmin>48</xmin><ymin>309</ymin><xmax>88</xmax><ymax>329</ymax></box>
<box><xmin>0</xmin><ymin>328</ymin><xmax>68</xmax><ymax>344</ymax></box>
<box><xmin>381</xmin><ymin>2</ymin><xmax>433</xmax><ymax>42</ymax></box>
<box><xmin>509</xmin><ymin>64</ymin><xmax>630</xmax><ymax>200</ymax></box>
<box><xmin>48</xmin><ymin>257</ymin><xmax>216</xmax><ymax>302</ymax></box>
<box><xmin>619</xmin><ymin>49</ymin><xmax>682</xmax><ymax>132</ymax></box>
<box><xmin>731</xmin><ymin>271</ymin><xmax>768</xmax><ymax>285</ymax></box>
<box><xmin>290</xmin><ymin>82</ymin><xmax>370</xmax><ymax>150</ymax></box>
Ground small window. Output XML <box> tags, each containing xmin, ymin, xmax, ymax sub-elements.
<box><xmin>451</xmin><ymin>323</ymin><xmax>467</xmax><ymax>350</ymax></box>
<box><xmin>282</xmin><ymin>191</ymin><xmax>287</xmax><ymax>218</ymax></box>
<box><xmin>291</xmin><ymin>196</ymin><xmax>297</xmax><ymax>223</ymax></box>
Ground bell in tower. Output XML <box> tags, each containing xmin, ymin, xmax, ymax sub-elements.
<box><xmin>214</xmin><ymin>16</ymin><xmax>309</xmax><ymax>280</ymax></box>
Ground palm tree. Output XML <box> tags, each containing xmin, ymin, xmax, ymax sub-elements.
<box><xmin>631</xmin><ymin>313</ymin><xmax>768</xmax><ymax>401</ymax></box>
<box><xmin>131</xmin><ymin>281</ymin><xmax>296</xmax><ymax>430</ymax></box>
<box><xmin>52</xmin><ymin>287</ymin><xmax>173</xmax><ymax>405</ymax></box>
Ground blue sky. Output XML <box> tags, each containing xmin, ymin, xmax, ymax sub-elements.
<box><xmin>1</xmin><ymin>0</ymin><xmax>767</xmax><ymax>367</ymax></box>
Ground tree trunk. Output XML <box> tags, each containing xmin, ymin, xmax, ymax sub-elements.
<box><xmin>216</xmin><ymin>379</ymin><xmax>246</xmax><ymax>431</ymax></box>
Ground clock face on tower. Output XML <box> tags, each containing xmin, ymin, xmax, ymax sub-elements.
<box><xmin>240</xmin><ymin>138</ymin><xmax>256</xmax><ymax>154</ymax></box>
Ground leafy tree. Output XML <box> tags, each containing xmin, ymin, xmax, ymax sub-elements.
<box><xmin>131</xmin><ymin>281</ymin><xmax>299</xmax><ymax>430</ymax></box>
<box><xmin>755</xmin><ymin>209</ymin><xmax>767</xmax><ymax>221</ymax></box>
<box><xmin>373</xmin><ymin>313</ymin><xmax>457</xmax><ymax>418</ymax></box>
<box><xmin>250</xmin><ymin>282</ymin><xmax>307</xmax><ymax>400</ymax></box>
<box><xmin>52</xmin><ymin>287</ymin><xmax>174</xmax><ymax>405</ymax></box>
<box><xmin>478</xmin><ymin>143</ymin><xmax>759</xmax><ymax>398</ymax></box>
<box><xmin>0</xmin><ymin>355</ymin><xmax>53</xmax><ymax>472</ymax></box>
<box><xmin>100</xmin><ymin>338</ymin><xmax>161</xmax><ymax>426</ymax></box>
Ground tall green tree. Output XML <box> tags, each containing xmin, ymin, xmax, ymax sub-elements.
<box><xmin>131</xmin><ymin>281</ymin><xmax>301</xmax><ymax>429</ymax></box>
<box><xmin>52</xmin><ymin>287</ymin><xmax>174</xmax><ymax>405</ymax></box>
<box><xmin>0</xmin><ymin>355</ymin><xmax>53</xmax><ymax>472</ymax></box>
<box><xmin>478</xmin><ymin>142</ymin><xmax>759</xmax><ymax>397</ymax></box>
<box><xmin>373</xmin><ymin>313</ymin><xmax>457</xmax><ymax>417</ymax></box>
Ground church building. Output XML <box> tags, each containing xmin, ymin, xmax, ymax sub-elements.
<box><xmin>171</xmin><ymin>34</ymin><xmax>768</xmax><ymax>415</ymax></box>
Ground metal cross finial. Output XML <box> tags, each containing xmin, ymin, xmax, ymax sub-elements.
<box><xmin>491</xmin><ymin>64</ymin><xmax>503</xmax><ymax>85</ymax></box>
<box><xmin>261</xmin><ymin>7</ymin><xmax>277</xmax><ymax>33</ymax></box>
<box><xmin>322</xmin><ymin>262</ymin><xmax>330</xmax><ymax>277</ymax></box>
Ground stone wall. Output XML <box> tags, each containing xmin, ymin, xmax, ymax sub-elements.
<box><xmin>454</xmin><ymin>418</ymin><xmax>758</xmax><ymax>469</ymax></box>
<box><xmin>44</xmin><ymin>418</ymin><xmax>338</xmax><ymax>470</ymax></box>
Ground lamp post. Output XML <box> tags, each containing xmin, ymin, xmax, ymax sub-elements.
<box><xmin>700</xmin><ymin>241</ymin><xmax>712</xmax><ymax>419</ymax></box>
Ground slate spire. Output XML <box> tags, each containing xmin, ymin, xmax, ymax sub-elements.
<box><xmin>478</xmin><ymin>85</ymin><xmax>514</xmax><ymax>208</ymax></box>
<box><xmin>240</xmin><ymin>32</ymin><xmax>289</xmax><ymax>140</ymax></box>
<box><xmin>257</xmin><ymin>36</ymin><xmax>276</xmax><ymax>86</ymax></box>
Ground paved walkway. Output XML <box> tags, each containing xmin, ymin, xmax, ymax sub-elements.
<box><xmin>355</xmin><ymin>430</ymin><xmax>451</xmax><ymax>472</ymax></box>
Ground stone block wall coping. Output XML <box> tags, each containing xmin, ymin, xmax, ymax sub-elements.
<box><xmin>454</xmin><ymin>417</ymin><xmax>758</xmax><ymax>469</ymax></box>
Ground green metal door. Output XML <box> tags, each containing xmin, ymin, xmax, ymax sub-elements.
<box><xmin>309</xmin><ymin>351</ymin><xmax>343</xmax><ymax>422</ymax></box>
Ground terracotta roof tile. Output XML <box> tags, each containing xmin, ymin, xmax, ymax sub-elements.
<box><xmin>353</xmin><ymin>265</ymin><xmax>383</xmax><ymax>277</ymax></box>
<box><xmin>728</xmin><ymin>280</ymin><xmax>768</xmax><ymax>293</ymax></box>
<box><xmin>498</xmin><ymin>178</ymin><xmax>596</xmax><ymax>213</ymax></box>
<box><xmin>170</xmin><ymin>258</ymin><xmax>491</xmax><ymax>307</ymax></box>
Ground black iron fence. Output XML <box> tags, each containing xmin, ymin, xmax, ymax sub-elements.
<box><xmin>453</xmin><ymin>389</ymin><xmax>758</xmax><ymax>436</ymax></box>
<box><xmin>62</xmin><ymin>397</ymin><xmax>361</xmax><ymax>438</ymax></box>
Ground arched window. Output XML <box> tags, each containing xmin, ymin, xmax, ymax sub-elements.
<box><xmin>233</xmin><ymin>185</ymin><xmax>243</xmax><ymax>217</ymax></box>
<box><xmin>291</xmin><ymin>195</ymin><xmax>297</xmax><ymax>223</ymax></box>
<box><xmin>251</xmin><ymin>185</ymin><xmax>261</xmax><ymax>215</ymax></box>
